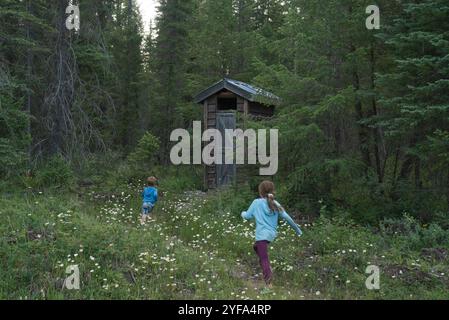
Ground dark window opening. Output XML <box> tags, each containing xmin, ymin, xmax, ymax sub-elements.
<box><xmin>217</xmin><ymin>97</ymin><xmax>237</xmax><ymax>111</ymax></box>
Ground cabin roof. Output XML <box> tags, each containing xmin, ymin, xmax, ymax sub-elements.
<box><xmin>194</xmin><ymin>78</ymin><xmax>281</xmax><ymax>106</ymax></box>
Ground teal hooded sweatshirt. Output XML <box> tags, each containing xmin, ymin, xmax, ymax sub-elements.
<box><xmin>242</xmin><ymin>198</ymin><xmax>303</xmax><ymax>242</ymax></box>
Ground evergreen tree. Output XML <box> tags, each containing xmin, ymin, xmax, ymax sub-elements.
<box><xmin>151</xmin><ymin>0</ymin><xmax>194</xmax><ymax>163</ymax></box>
<box><xmin>108</xmin><ymin>0</ymin><xmax>144</xmax><ymax>151</ymax></box>
<box><xmin>0</xmin><ymin>0</ymin><xmax>51</xmax><ymax>170</ymax></box>
<box><xmin>377</xmin><ymin>0</ymin><xmax>449</xmax><ymax>211</ymax></box>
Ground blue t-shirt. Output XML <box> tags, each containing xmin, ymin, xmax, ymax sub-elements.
<box><xmin>242</xmin><ymin>198</ymin><xmax>302</xmax><ymax>242</ymax></box>
<box><xmin>142</xmin><ymin>186</ymin><xmax>158</xmax><ymax>205</ymax></box>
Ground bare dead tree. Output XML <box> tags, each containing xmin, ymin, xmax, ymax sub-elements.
<box><xmin>43</xmin><ymin>0</ymin><xmax>76</xmax><ymax>156</ymax></box>
<box><xmin>43</xmin><ymin>0</ymin><xmax>108</xmax><ymax>161</ymax></box>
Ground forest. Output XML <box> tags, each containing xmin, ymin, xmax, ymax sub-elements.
<box><xmin>1</xmin><ymin>0</ymin><xmax>448</xmax><ymax>300</ymax></box>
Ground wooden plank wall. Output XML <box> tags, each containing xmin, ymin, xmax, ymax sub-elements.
<box><xmin>237</xmin><ymin>96</ymin><xmax>244</xmax><ymax>113</ymax></box>
<box><xmin>202</xmin><ymin>94</ymin><xmax>274</xmax><ymax>190</ymax></box>
<box><xmin>204</xmin><ymin>95</ymin><xmax>217</xmax><ymax>189</ymax></box>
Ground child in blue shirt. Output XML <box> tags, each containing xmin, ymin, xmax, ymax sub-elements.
<box><xmin>242</xmin><ymin>181</ymin><xmax>302</xmax><ymax>286</ymax></box>
<box><xmin>140</xmin><ymin>176</ymin><xmax>158</xmax><ymax>225</ymax></box>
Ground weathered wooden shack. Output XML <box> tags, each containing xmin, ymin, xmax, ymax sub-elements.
<box><xmin>194</xmin><ymin>78</ymin><xmax>280</xmax><ymax>190</ymax></box>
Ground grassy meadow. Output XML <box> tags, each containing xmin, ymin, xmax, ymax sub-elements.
<box><xmin>1</xmin><ymin>167</ymin><xmax>448</xmax><ymax>300</ymax></box>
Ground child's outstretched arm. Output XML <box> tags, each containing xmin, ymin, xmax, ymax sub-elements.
<box><xmin>241</xmin><ymin>200</ymin><xmax>257</xmax><ymax>220</ymax></box>
<box><xmin>280</xmin><ymin>210</ymin><xmax>303</xmax><ymax>236</ymax></box>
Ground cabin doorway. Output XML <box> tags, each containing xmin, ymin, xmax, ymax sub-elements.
<box><xmin>216</xmin><ymin>112</ymin><xmax>236</xmax><ymax>187</ymax></box>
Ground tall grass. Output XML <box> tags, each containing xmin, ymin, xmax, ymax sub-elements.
<box><xmin>1</xmin><ymin>170</ymin><xmax>448</xmax><ymax>299</ymax></box>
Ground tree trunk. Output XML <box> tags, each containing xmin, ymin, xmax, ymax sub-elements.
<box><xmin>352</xmin><ymin>63</ymin><xmax>371</xmax><ymax>170</ymax></box>
<box><xmin>447</xmin><ymin>170</ymin><xmax>449</xmax><ymax>211</ymax></box>
<box><xmin>398</xmin><ymin>133</ymin><xmax>419</xmax><ymax>183</ymax></box>
<box><xmin>399</xmin><ymin>155</ymin><xmax>414</xmax><ymax>181</ymax></box>
<box><xmin>392</xmin><ymin>148</ymin><xmax>400</xmax><ymax>183</ymax></box>
<box><xmin>25</xmin><ymin>0</ymin><xmax>33</xmax><ymax>161</ymax></box>
<box><xmin>48</xmin><ymin>0</ymin><xmax>74</xmax><ymax>155</ymax></box>
<box><xmin>348</xmin><ymin>5</ymin><xmax>371</xmax><ymax>172</ymax></box>
<box><xmin>235</xmin><ymin>0</ymin><xmax>246</xmax><ymax>72</ymax></box>
<box><xmin>369</xmin><ymin>44</ymin><xmax>386</xmax><ymax>183</ymax></box>
<box><xmin>415</xmin><ymin>158</ymin><xmax>422</xmax><ymax>189</ymax></box>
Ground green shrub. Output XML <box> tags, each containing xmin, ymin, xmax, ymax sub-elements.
<box><xmin>380</xmin><ymin>214</ymin><xmax>420</xmax><ymax>237</ymax></box>
<box><xmin>380</xmin><ymin>214</ymin><xmax>449</xmax><ymax>250</ymax></box>
<box><xmin>0</xmin><ymin>138</ymin><xmax>27</xmax><ymax>178</ymax></box>
<box><xmin>24</xmin><ymin>155</ymin><xmax>75</xmax><ymax>189</ymax></box>
<box><xmin>127</xmin><ymin>132</ymin><xmax>160</xmax><ymax>167</ymax></box>
<box><xmin>418</xmin><ymin>223</ymin><xmax>449</xmax><ymax>249</ymax></box>
<box><xmin>74</xmin><ymin>151</ymin><xmax>123</xmax><ymax>184</ymax></box>
<box><xmin>157</xmin><ymin>166</ymin><xmax>203</xmax><ymax>193</ymax></box>
<box><xmin>0</xmin><ymin>88</ymin><xmax>30</xmax><ymax>179</ymax></box>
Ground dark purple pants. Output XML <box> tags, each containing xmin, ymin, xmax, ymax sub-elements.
<box><xmin>253</xmin><ymin>240</ymin><xmax>272</xmax><ymax>284</ymax></box>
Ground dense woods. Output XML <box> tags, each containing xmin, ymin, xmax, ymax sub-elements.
<box><xmin>2</xmin><ymin>0</ymin><xmax>449</xmax><ymax>301</ymax></box>
<box><xmin>1</xmin><ymin>0</ymin><xmax>448</xmax><ymax>224</ymax></box>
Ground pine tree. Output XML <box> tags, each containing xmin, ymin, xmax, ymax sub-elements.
<box><xmin>108</xmin><ymin>0</ymin><xmax>144</xmax><ymax>151</ymax></box>
<box><xmin>0</xmin><ymin>0</ymin><xmax>51</xmax><ymax>171</ymax></box>
<box><xmin>152</xmin><ymin>0</ymin><xmax>194</xmax><ymax>164</ymax></box>
<box><xmin>378</xmin><ymin>0</ymin><xmax>449</xmax><ymax>192</ymax></box>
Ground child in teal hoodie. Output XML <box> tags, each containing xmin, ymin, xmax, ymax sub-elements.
<box><xmin>140</xmin><ymin>176</ymin><xmax>158</xmax><ymax>225</ymax></box>
<box><xmin>242</xmin><ymin>181</ymin><xmax>302</xmax><ymax>286</ymax></box>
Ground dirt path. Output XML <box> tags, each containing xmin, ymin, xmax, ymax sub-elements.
<box><xmin>90</xmin><ymin>186</ymin><xmax>311</xmax><ymax>299</ymax></box>
<box><xmin>159</xmin><ymin>191</ymin><xmax>306</xmax><ymax>298</ymax></box>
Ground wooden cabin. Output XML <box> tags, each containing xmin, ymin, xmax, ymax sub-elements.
<box><xmin>194</xmin><ymin>78</ymin><xmax>280</xmax><ymax>190</ymax></box>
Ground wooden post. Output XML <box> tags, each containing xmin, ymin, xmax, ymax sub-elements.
<box><xmin>205</xmin><ymin>95</ymin><xmax>218</xmax><ymax>189</ymax></box>
<box><xmin>243</xmin><ymin>100</ymin><xmax>249</xmax><ymax>130</ymax></box>
<box><xmin>203</xmin><ymin>100</ymin><xmax>208</xmax><ymax>190</ymax></box>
